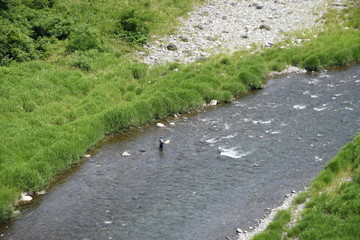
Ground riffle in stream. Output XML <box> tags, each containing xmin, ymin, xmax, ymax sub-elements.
<box><xmin>1</xmin><ymin>64</ymin><xmax>360</xmax><ymax>240</ymax></box>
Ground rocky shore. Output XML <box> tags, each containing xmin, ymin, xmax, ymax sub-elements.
<box><xmin>139</xmin><ymin>0</ymin><xmax>334</xmax><ymax>66</ymax></box>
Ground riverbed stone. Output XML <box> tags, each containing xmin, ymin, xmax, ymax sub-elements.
<box><xmin>156</xmin><ymin>123</ymin><xmax>165</xmax><ymax>128</ymax></box>
<box><xmin>122</xmin><ymin>151</ymin><xmax>131</xmax><ymax>157</ymax></box>
<box><xmin>209</xmin><ymin>100</ymin><xmax>218</xmax><ymax>106</ymax></box>
<box><xmin>260</xmin><ymin>24</ymin><xmax>271</xmax><ymax>30</ymax></box>
<box><xmin>166</xmin><ymin>44</ymin><xmax>178</xmax><ymax>51</ymax></box>
<box><xmin>20</xmin><ymin>193</ymin><xmax>33</xmax><ymax>202</ymax></box>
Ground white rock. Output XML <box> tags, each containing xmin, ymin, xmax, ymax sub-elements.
<box><xmin>35</xmin><ymin>190</ymin><xmax>46</xmax><ymax>195</ymax></box>
<box><xmin>122</xmin><ymin>151</ymin><xmax>131</xmax><ymax>157</ymax></box>
<box><xmin>209</xmin><ymin>100</ymin><xmax>218</xmax><ymax>106</ymax></box>
<box><xmin>84</xmin><ymin>154</ymin><xmax>91</xmax><ymax>158</ymax></box>
<box><xmin>20</xmin><ymin>193</ymin><xmax>33</xmax><ymax>202</ymax></box>
<box><xmin>156</xmin><ymin>123</ymin><xmax>165</xmax><ymax>128</ymax></box>
<box><xmin>169</xmin><ymin>122</ymin><xmax>176</xmax><ymax>126</ymax></box>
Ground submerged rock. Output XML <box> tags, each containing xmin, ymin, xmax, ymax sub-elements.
<box><xmin>122</xmin><ymin>151</ymin><xmax>131</xmax><ymax>157</ymax></box>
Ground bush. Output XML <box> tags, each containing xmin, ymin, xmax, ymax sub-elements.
<box><xmin>114</xmin><ymin>8</ymin><xmax>155</xmax><ymax>44</ymax></box>
<box><xmin>0</xmin><ymin>22</ymin><xmax>39</xmax><ymax>65</ymax></box>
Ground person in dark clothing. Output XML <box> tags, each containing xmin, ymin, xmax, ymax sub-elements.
<box><xmin>159</xmin><ymin>136</ymin><xmax>164</xmax><ymax>150</ymax></box>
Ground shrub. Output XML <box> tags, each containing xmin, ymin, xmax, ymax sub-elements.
<box><xmin>0</xmin><ymin>22</ymin><xmax>39</xmax><ymax>65</ymax></box>
<box><xmin>30</xmin><ymin>14</ymin><xmax>71</xmax><ymax>40</ymax></box>
<box><xmin>114</xmin><ymin>8</ymin><xmax>155</xmax><ymax>44</ymax></box>
<box><xmin>26</xmin><ymin>0</ymin><xmax>56</xmax><ymax>9</ymax></box>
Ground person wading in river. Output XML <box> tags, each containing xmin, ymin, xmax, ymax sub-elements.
<box><xmin>159</xmin><ymin>136</ymin><xmax>164</xmax><ymax>150</ymax></box>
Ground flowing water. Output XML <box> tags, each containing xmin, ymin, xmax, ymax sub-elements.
<box><xmin>1</xmin><ymin>65</ymin><xmax>360</xmax><ymax>240</ymax></box>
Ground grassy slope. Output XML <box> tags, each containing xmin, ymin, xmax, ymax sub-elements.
<box><xmin>1</xmin><ymin>0</ymin><xmax>360</xmax><ymax>223</ymax></box>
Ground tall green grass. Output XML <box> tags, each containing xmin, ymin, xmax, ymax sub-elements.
<box><xmin>284</xmin><ymin>134</ymin><xmax>360</xmax><ymax>240</ymax></box>
<box><xmin>0</xmin><ymin>1</ymin><xmax>360</xmax><ymax>222</ymax></box>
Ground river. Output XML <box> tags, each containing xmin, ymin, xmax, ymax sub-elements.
<box><xmin>1</xmin><ymin>64</ymin><xmax>359</xmax><ymax>240</ymax></box>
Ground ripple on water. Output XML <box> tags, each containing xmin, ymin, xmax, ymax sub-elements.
<box><xmin>293</xmin><ymin>104</ymin><xmax>307</xmax><ymax>110</ymax></box>
<box><xmin>218</xmin><ymin>146</ymin><xmax>252</xmax><ymax>159</ymax></box>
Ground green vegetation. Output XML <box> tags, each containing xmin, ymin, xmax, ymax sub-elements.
<box><xmin>251</xmin><ymin>133</ymin><xmax>360</xmax><ymax>240</ymax></box>
<box><xmin>286</xmin><ymin>134</ymin><xmax>360</xmax><ymax>240</ymax></box>
<box><xmin>252</xmin><ymin>210</ymin><xmax>292</xmax><ymax>240</ymax></box>
<box><xmin>0</xmin><ymin>0</ymin><xmax>359</xmax><ymax>224</ymax></box>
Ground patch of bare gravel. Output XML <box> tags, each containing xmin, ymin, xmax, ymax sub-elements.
<box><xmin>139</xmin><ymin>0</ymin><xmax>332</xmax><ymax>66</ymax></box>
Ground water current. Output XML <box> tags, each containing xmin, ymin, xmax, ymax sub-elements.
<box><xmin>1</xmin><ymin>64</ymin><xmax>360</xmax><ymax>240</ymax></box>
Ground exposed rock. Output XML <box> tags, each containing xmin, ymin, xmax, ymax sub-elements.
<box><xmin>260</xmin><ymin>24</ymin><xmax>271</xmax><ymax>31</ymax></box>
<box><xmin>20</xmin><ymin>193</ymin><xmax>33</xmax><ymax>202</ymax></box>
<box><xmin>179</xmin><ymin>35</ymin><xmax>189</xmax><ymax>42</ymax></box>
<box><xmin>35</xmin><ymin>190</ymin><xmax>46</xmax><ymax>195</ymax></box>
<box><xmin>156</xmin><ymin>123</ymin><xmax>165</xmax><ymax>128</ymax></box>
<box><xmin>166</xmin><ymin>44</ymin><xmax>178</xmax><ymax>51</ymax></box>
<box><xmin>209</xmin><ymin>100</ymin><xmax>218</xmax><ymax>106</ymax></box>
<box><xmin>122</xmin><ymin>151</ymin><xmax>131</xmax><ymax>157</ymax></box>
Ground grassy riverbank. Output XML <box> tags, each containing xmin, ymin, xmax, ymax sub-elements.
<box><xmin>1</xmin><ymin>0</ymin><xmax>360</xmax><ymax>223</ymax></box>
<box><xmin>251</xmin><ymin>133</ymin><xmax>360</xmax><ymax>240</ymax></box>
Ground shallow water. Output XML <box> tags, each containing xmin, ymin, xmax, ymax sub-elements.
<box><xmin>1</xmin><ymin>65</ymin><xmax>360</xmax><ymax>240</ymax></box>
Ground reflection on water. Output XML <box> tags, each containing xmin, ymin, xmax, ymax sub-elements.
<box><xmin>1</xmin><ymin>65</ymin><xmax>360</xmax><ymax>240</ymax></box>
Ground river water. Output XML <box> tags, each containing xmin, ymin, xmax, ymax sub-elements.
<box><xmin>1</xmin><ymin>64</ymin><xmax>360</xmax><ymax>240</ymax></box>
